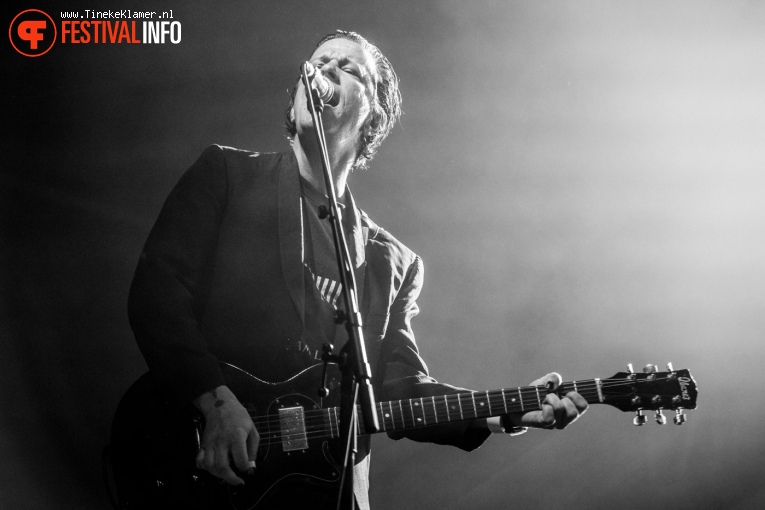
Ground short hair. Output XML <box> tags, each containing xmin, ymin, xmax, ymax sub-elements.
<box><xmin>284</xmin><ymin>30</ymin><xmax>402</xmax><ymax>171</ymax></box>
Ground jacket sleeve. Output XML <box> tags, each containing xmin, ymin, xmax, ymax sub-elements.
<box><xmin>128</xmin><ymin>145</ymin><xmax>228</xmax><ymax>406</ymax></box>
<box><xmin>378</xmin><ymin>255</ymin><xmax>491</xmax><ymax>451</ymax></box>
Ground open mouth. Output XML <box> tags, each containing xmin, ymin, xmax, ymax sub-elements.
<box><xmin>325</xmin><ymin>93</ymin><xmax>340</xmax><ymax>108</ymax></box>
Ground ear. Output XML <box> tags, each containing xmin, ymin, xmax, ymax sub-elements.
<box><xmin>363</xmin><ymin>113</ymin><xmax>380</xmax><ymax>137</ymax></box>
<box><xmin>289</xmin><ymin>106</ymin><xmax>296</xmax><ymax>124</ymax></box>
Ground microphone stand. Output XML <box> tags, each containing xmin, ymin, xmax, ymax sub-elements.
<box><xmin>299</xmin><ymin>63</ymin><xmax>380</xmax><ymax>510</ymax></box>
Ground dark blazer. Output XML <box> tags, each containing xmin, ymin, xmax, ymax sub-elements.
<box><xmin>127</xmin><ymin>145</ymin><xmax>490</xmax><ymax>499</ymax></box>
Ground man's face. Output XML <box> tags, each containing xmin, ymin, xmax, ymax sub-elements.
<box><xmin>292</xmin><ymin>38</ymin><xmax>378</xmax><ymax>152</ymax></box>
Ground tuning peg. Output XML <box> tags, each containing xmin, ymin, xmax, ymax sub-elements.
<box><xmin>643</xmin><ymin>364</ymin><xmax>658</xmax><ymax>374</ymax></box>
<box><xmin>666</xmin><ymin>362</ymin><xmax>674</xmax><ymax>372</ymax></box>
<box><xmin>655</xmin><ymin>410</ymin><xmax>667</xmax><ymax>425</ymax></box>
<box><xmin>633</xmin><ymin>410</ymin><xmax>647</xmax><ymax>426</ymax></box>
<box><xmin>627</xmin><ymin>363</ymin><xmax>635</xmax><ymax>374</ymax></box>
<box><xmin>674</xmin><ymin>409</ymin><xmax>687</xmax><ymax>425</ymax></box>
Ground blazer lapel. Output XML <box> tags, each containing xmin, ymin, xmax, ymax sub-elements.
<box><xmin>277</xmin><ymin>151</ymin><xmax>306</xmax><ymax>326</ymax></box>
<box><xmin>345</xmin><ymin>189</ymin><xmax>368</xmax><ymax>312</ymax></box>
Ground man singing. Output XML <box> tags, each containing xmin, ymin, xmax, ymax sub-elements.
<box><xmin>128</xmin><ymin>30</ymin><xmax>588</xmax><ymax>509</ymax></box>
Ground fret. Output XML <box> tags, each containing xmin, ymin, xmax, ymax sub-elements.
<box><xmin>457</xmin><ymin>393</ymin><xmax>464</xmax><ymax>420</ymax></box>
<box><xmin>407</xmin><ymin>398</ymin><xmax>424</xmax><ymax>427</ymax></box>
<box><xmin>572</xmin><ymin>380</ymin><xmax>578</xmax><ymax>393</ymax></box>
<box><xmin>486</xmin><ymin>390</ymin><xmax>494</xmax><ymax>416</ymax></box>
<box><xmin>444</xmin><ymin>394</ymin><xmax>451</xmax><ymax>421</ymax></box>
<box><xmin>388</xmin><ymin>401</ymin><xmax>396</xmax><ymax>429</ymax></box>
<box><xmin>535</xmin><ymin>386</ymin><xmax>542</xmax><ymax>408</ymax></box>
<box><xmin>470</xmin><ymin>392</ymin><xmax>477</xmax><ymax>418</ymax></box>
<box><xmin>518</xmin><ymin>388</ymin><xmax>524</xmax><ymax>412</ymax></box>
<box><xmin>595</xmin><ymin>378</ymin><xmax>604</xmax><ymax>403</ymax></box>
<box><xmin>472</xmin><ymin>391</ymin><xmax>490</xmax><ymax>418</ymax></box>
<box><xmin>508</xmin><ymin>391</ymin><xmax>518</xmax><ymax>409</ymax></box>
<box><xmin>419</xmin><ymin>398</ymin><xmax>426</xmax><ymax>426</ymax></box>
<box><xmin>501</xmin><ymin>389</ymin><xmax>508</xmax><ymax>414</ymax></box>
<box><xmin>431</xmin><ymin>396</ymin><xmax>438</xmax><ymax>424</ymax></box>
<box><xmin>378</xmin><ymin>402</ymin><xmax>386</xmax><ymax>432</ymax></box>
<box><xmin>333</xmin><ymin>407</ymin><xmax>339</xmax><ymax>437</ymax></box>
<box><xmin>398</xmin><ymin>400</ymin><xmax>406</xmax><ymax>428</ymax></box>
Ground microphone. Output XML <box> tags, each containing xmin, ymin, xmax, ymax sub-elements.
<box><xmin>303</xmin><ymin>62</ymin><xmax>335</xmax><ymax>105</ymax></box>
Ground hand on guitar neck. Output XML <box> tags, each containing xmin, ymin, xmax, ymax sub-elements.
<box><xmin>510</xmin><ymin>372</ymin><xmax>589</xmax><ymax>430</ymax></box>
<box><xmin>193</xmin><ymin>385</ymin><xmax>260</xmax><ymax>486</ymax></box>
<box><xmin>473</xmin><ymin>372</ymin><xmax>589</xmax><ymax>433</ymax></box>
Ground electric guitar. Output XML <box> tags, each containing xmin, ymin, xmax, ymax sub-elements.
<box><xmin>108</xmin><ymin>362</ymin><xmax>697</xmax><ymax>509</ymax></box>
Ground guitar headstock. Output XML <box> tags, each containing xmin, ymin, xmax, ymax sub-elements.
<box><xmin>601</xmin><ymin>363</ymin><xmax>697</xmax><ymax>425</ymax></box>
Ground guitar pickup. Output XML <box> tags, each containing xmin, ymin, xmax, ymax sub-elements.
<box><xmin>278</xmin><ymin>407</ymin><xmax>309</xmax><ymax>452</ymax></box>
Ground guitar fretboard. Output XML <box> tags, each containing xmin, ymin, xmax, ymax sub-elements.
<box><xmin>357</xmin><ymin>380</ymin><xmax>602</xmax><ymax>433</ymax></box>
<box><xmin>297</xmin><ymin>380</ymin><xmax>604</xmax><ymax>440</ymax></box>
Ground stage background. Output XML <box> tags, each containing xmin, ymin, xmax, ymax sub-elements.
<box><xmin>3</xmin><ymin>1</ymin><xmax>764</xmax><ymax>508</ymax></box>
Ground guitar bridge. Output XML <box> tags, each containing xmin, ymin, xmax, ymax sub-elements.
<box><xmin>278</xmin><ymin>407</ymin><xmax>308</xmax><ymax>452</ymax></box>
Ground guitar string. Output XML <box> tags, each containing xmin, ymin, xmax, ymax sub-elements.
<box><xmin>254</xmin><ymin>398</ymin><xmax>679</xmax><ymax>446</ymax></box>
<box><xmin>245</xmin><ymin>377</ymin><xmax>682</xmax><ymax>434</ymax></box>
<box><xmin>253</xmin><ymin>403</ymin><xmax>673</xmax><ymax>441</ymax></box>
<box><xmin>254</xmin><ymin>377</ymin><xmax>673</xmax><ymax>419</ymax></box>
<box><xmin>248</xmin><ymin>378</ymin><xmax>685</xmax><ymax>446</ymax></box>
<box><xmin>255</xmin><ymin>402</ymin><xmax>670</xmax><ymax>446</ymax></box>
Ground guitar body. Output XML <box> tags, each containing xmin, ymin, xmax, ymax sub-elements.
<box><xmin>110</xmin><ymin>363</ymin><xmax>344</xmax><ymax>509</ymax></box>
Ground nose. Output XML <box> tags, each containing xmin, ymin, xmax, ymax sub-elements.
<box><xmin>321</xmin><ymin>60</ymin><xmax>340</xmax><ymax>84</ymax></box>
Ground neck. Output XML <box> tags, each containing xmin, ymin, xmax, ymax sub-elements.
<box><xmin>292</xmin><ymin>133</ymin><xmax>355</xmax><ymax>198</ymax></box>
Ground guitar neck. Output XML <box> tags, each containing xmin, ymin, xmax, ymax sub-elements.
<box><xmin>354</xmin><ymin>379</ymin><xmax>602</xmax><ymax>433</ymax></box>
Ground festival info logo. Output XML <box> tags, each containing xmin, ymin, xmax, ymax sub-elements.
<box><xmin>9</xmin><ymin>9</ymin><xmax>57</xmax><ymax>57</ymax></box>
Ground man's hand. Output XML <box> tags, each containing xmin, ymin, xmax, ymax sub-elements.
<box><xmin>509</xmin><ymin>372</ymin><xmax>588</xmax><ymax>430</ymax></box>
<box><xmin>193</xmin><ymin>385</ymin><xmax>260</xmax><ymax>485</ymax></box>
